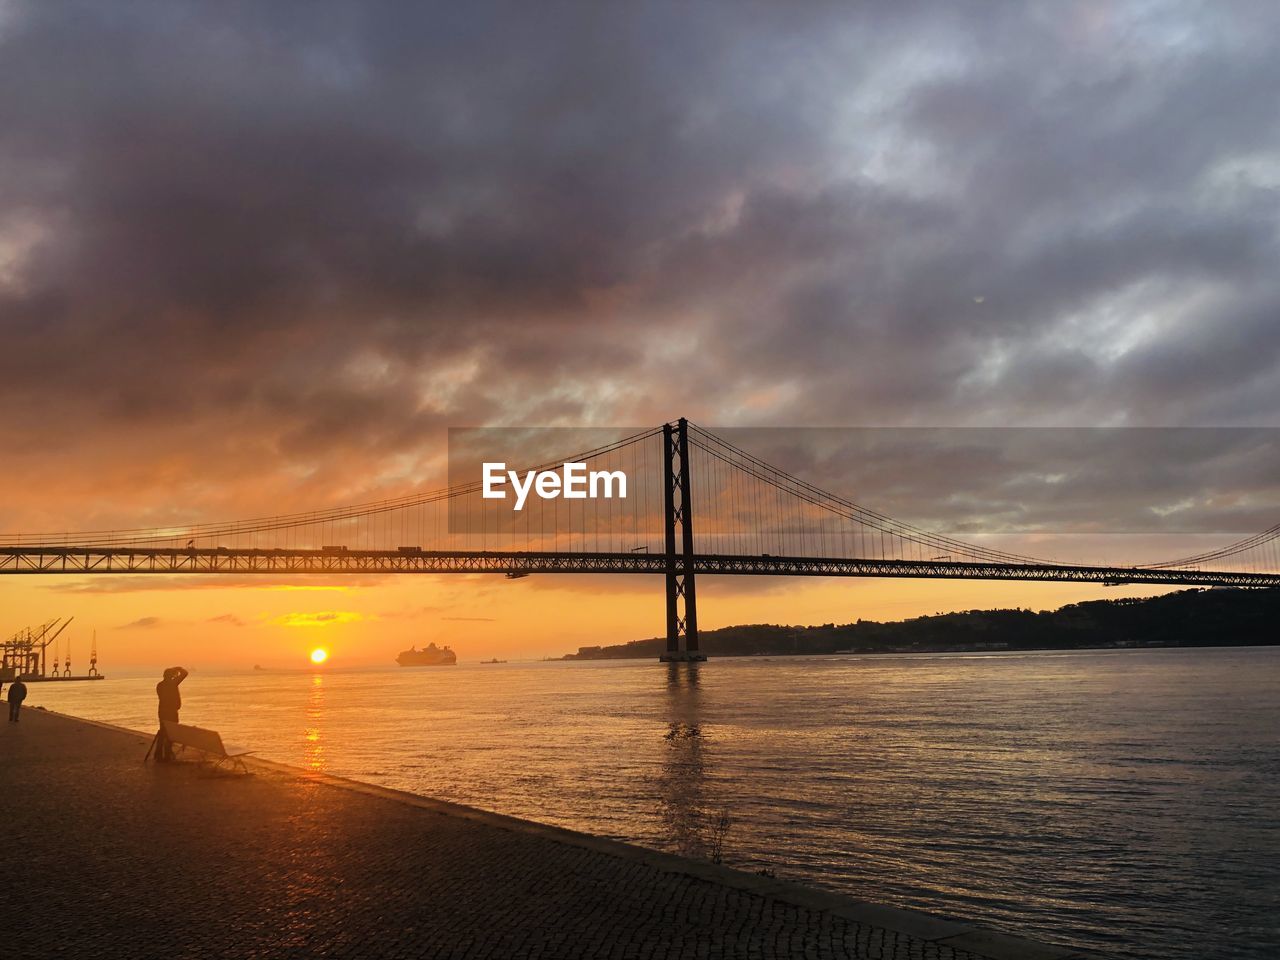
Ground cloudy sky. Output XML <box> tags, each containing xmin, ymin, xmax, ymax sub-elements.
<box><xmin>2</xmin><ymin>1</ymin><xmax>1278</xmax><ymax>665</ymax></box>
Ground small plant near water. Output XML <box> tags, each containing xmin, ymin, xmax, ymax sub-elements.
<box><xmin>705</xmin><ymin>806</ymin><xmax>733</xmax><ymax>864</ymax></box>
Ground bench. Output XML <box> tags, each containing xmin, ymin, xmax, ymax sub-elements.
<box><xmin>162</xmin><ymin>720</ymin><xmax>254</xmax><ymax>774</ymax></box>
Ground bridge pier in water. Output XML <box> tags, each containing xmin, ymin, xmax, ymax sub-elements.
<box><xmin>661</xmin><ymin>418</ymin><xmax>705</xmax><ymax>662</ymax></box>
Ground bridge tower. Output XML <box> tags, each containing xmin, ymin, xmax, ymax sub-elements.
<box><xmin>661</xmin><ymin>418</ymin><xmax>705</xmax><ymax>661</ymax></box>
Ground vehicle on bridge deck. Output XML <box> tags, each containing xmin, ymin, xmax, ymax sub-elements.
<box><xmin>396</xmin><ymin>642</ymin><xmax>457</xmax><ymax>667</ymax></box>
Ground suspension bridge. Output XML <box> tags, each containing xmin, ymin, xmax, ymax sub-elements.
<box><xmin>2</xmin><ymin>419</ymin><xmax>1278</xmax><ymax>660</ymax></box>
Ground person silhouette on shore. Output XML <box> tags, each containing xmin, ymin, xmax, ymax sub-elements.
<box><xmin>154</xmin><ymin>666</ymin><xmax>188</xmax><ymax>761</ymax></box>
<box><xmin>7</xmin><ymin>677</ymin><xmax>28</xmax><ymax>722</ymax></box>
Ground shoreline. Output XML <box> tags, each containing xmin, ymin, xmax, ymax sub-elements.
<box><xmin>4</xmin><ymin>707</ymin><xmax>1091</xmax><ymax>960</ymax></box>
<box><xmin>563</xmin><ymin>588</ymin><xmax>1280</xmax><ymax>660</ymax></box>
<box><xmin>560</xmin><ymin>638</ymin><xmax>1279</xmax><ymax>661</ymax></box>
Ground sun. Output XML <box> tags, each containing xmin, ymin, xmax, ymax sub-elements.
<box><xmin>309</xmin><ymin>647</ymin><xmax>329</xmax><ymax>665</ymax></box>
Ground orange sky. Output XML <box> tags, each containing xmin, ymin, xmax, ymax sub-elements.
<box><xmin>0</xmin><ymin>572</ymin><xmax>1178</xmax><ymax>671</ymax></box>
<box><xmin>0</xmin><ymin>423</ymin><xmax>1209</xmax><ymax>670</ymax></box>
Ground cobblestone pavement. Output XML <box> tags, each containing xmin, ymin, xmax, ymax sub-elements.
<box><xmin>0</xmin><ymin>709</ymin><xmax>1086</xmax><ymax>960</ymax></box>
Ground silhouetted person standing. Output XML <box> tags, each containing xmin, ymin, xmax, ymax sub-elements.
<box><xmin>7</xmin><ymin>677</ymin><xmax>27</xmax><ymax>722</ymax></box>
<box><xmin>155</xmin><ymin>666</ymin><xmax>188</xmax><ymax>761</ymax></box>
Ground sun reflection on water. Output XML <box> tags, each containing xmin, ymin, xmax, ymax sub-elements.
<box><xmin>657</xmin><ymin>662</ymin><xmax>728</xmax><ymax>861</ymax></box>
<box><xmin>303</xmin><ymin>673</ymin><xmax>326</xmax><ymax>773</ymax></box>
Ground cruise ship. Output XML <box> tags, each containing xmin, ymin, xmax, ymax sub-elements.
<box><xmin>395</xmin><ymin>642</ymin><xmax>457</xmax><ymax>667</ymax></box>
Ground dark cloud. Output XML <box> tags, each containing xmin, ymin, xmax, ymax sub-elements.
<box><xmin>1</xmin><ymin>0</ymin><xmax>1278</xmax><ymax>544</ymax></box>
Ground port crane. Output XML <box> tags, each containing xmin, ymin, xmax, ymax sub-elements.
<box><xmin>1</xmin><ymin>616</ymin><xmax>74</xmax><ymax>680</ymax></box>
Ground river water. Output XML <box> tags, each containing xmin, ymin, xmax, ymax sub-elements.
<box><xmin>24</xmin><ymin>647</ymin><xmax>1280</xmax><ymax>960</ymax></box>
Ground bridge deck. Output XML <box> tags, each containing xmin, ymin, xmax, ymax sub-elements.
<box><xmin>2</xmin><ymin>545</ymin><xmax>1278</xmax><ymax>588</ymax></box>
<box><xmin>2</xmin><ymin>708</ymin><xmax>1088</xmax><ymax>960</ymax></box>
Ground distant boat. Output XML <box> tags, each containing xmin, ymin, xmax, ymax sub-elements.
<box><xmin>480</xmin><ymin>658</ymin><xmax>507</xmax><ymax>664</ymax></box>
<box><xmin>396</xmin><ymin>643</ymin><xmax>457</xmax><ymax>667</ymax></box>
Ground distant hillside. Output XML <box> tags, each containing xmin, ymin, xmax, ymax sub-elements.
<box><xmin>563</xmin><ymin>588</ymin><xmax>1280</xmax><ymax>660</ymax></box>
